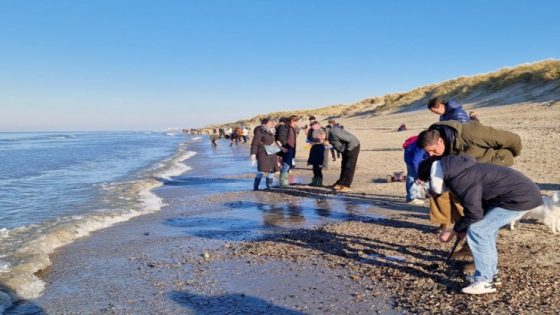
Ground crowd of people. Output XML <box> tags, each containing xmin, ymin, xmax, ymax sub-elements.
<box><xmin>244</xmin><ymin>96</ymin><xmax>545</xmax><ymax>296</ymax></box>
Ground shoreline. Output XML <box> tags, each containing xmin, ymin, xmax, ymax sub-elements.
<box><xmin>6</xmin><ymin>101</ymin><xmax>560</xmax><ymax>313</ymax></box>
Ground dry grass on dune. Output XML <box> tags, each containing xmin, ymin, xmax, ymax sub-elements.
<box><xmin>213</xmin><ymin>59</ymin><xmax>560</xmax><ymax>128</ymax></box>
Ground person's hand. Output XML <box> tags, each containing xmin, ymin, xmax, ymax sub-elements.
<box><xmin>251</xmin><ymin>154</ymin><xmax>256</xmax><ymax>161</ymax></box>
<box><xmin>438</xmin><ymin>229</ymin><xmax>456</xmax><ymax>243</ymax></box>
<box><xmin>281</xmin><ymin>148</ymin><xmax>288</xmax><ymax>153</ymax></box>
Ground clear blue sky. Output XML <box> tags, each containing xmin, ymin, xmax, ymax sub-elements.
<box><xmin>1</xmin><ymin>0</ymin><xmax>558</xmax><ymax>131</ymax></box>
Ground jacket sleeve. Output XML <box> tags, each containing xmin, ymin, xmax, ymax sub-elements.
<box><xmin>453</xmin><ymin>183</ymin><xmax>485</xmax><ymax>233</ymax></box>
<box><xmin>277</xmin><ymin>126</ymin><xmax>289</xmax><ymax>147</ymax></box>
<box><xmin>250</xmin><ymin>130</ymin><xmax>262</xmax><ymax>155</ymax></box>
<box><xmin>411</xmin><ymin>148</ymin><xmax>428</xmax><ymax>174</ymax></box>
<box><xmin>463</xmin><ymin>123</ymin><xmax>522</xmax><ymax>158</ymax></box>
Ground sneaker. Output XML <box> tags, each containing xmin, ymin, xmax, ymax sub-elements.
<box><xmin>337</xmin><ymin>186</ymin><xmax>352</xmax><ymax>193</ymax></box>
<box><xmin>332</xmin><ymin>184</ymin><xmax>343</xmax><ymax>190</ymax></box>
<box><xmin>407</xmin><ymin>199</ymin><xmax>424</xmax><ymax>206</ymax></box>
<box><xmin>461</xmin><ymin>281</ymin><xmax>497</xmax><ymax>295</ymax></box>
<box><xmin>465</xmin><ymin>274</ymin><xmax>502</xmax><ymax>287</ymax></box>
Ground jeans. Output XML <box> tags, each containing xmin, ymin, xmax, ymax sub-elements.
<box><xmin>467</xmin><ymin>207</ymin><xmax>530</xmax><ymax>282</ymax></box>
<box><xmin>405</xmin><ymin>163</ymin><xmax>420</xmax><ymax>201</ymax></box>
<box><xmin>281</xmin><ymin>148</ymin><xmax>295</xmax><ymax>174</ymax></box>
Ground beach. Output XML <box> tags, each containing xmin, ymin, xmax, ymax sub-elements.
<box><xmin>6</xmin><ymin>101</ymin><xmax>560</xmax><ymax>314</ymax></box>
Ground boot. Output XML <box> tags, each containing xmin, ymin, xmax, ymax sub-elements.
<box><xmin>265</xmin><ymin>177</ymin><xmax>273</xmax><ymax>190</ymax></box>
<box><xmin>309</xmin><ymin>177</ymin><xmax>318</xmax><ymax>186</ymax></box>
<box><xmin>253</xmin><ymin>176</ymin><xmax>262</xmax><ymax>191</ymax></box>
<box><xmin>316</xmin><ymin>177</ymin><xmax>323</xmax><ymax>187</ymax></box>
<box><xmin>279</xmin><ymin>172</ymin><xmax>289</xmax><ymax>187</ymax></box>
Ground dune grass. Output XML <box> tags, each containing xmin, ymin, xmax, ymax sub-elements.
<box><xmin>213</xmin><ymin>59</ymin><xmax>560</xmax><ymax>128</ymax></box>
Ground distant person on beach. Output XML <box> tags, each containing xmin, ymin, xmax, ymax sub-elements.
<box><xmin>242</xmin><ymin>127</ymin><xmax>250</xmax><ymax>143</ymax></box>
<box><xmin>328</xmin><ymin>127</ymin><xmax>360</xmax><ymax>192</ymax></box>
<box><xmin>250</xmin><ymin>118</ymin><xmax>279</xmax><ymax>190</ymax></box>
<box><xmin>397</xmin><ymin>123</ymin><xmax>407</xmax><ymax>131</ymax></box>
<box><xmin>326</xmin><ymin>120</ymin><xmax>343</xmax><ymax>161</ymax></box>
<box><xmin>210</xmin><ymin>130</ymin><xmax>219</xmax><ymax>147</ymax></box>
<box><xmin>276</xmin><ymin>115</ymin><xmax>299</xmax><ymax>187</ymax></box>
<box><xmin>307</xmin><ymin>121</ymin><xmax>330</xmax><ymax>187</ymax></box>
<box><xmin>402</xmin><ymin>135</ymin><xmax>428</xmax><ymax>205</ymax></box>
<box><xmin>427</xmin><ymin>97</ymin><xmax>470</xmax><ymax>123</ymax></box>
<box><xmin>418</xmin><ymin>155</ymin><xmax>542</xmax><ymax>295</ymax></box>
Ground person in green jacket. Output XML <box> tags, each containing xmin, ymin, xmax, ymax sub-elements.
<box><xmin>417</xmin><ymin>120</ymin><xmax>522</xmax><ymax>166</ymax></box>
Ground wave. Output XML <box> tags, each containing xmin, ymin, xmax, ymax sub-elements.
<box><xmin>0</xmin><ymin>141</ymin><xmax>196</xmax><ymax>310</ymax></box>
<box><xmin>0</xmin><ymin>133</ymin><xmax>78</xmax><ymax>143</ymax></box>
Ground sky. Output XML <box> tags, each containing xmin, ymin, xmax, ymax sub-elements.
<box><xmin>0</xmin><ymin>0</ymin><xmax>559</xmax><ymax>131</ymax></box>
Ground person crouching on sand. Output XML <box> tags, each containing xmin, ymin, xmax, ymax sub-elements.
<box><xmin>250</xmin><ymin>118</ymin><xmax>279</xmax><ymax>190</ymax></box>
<box><xmin>418</xmin><ymin>155</ymin><xmax>543</xmax><ymax>295</ymax></box>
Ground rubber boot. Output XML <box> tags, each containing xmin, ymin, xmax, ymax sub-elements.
<box><xmin>309</xmin><ymin>177</ymin><xmax>318</xmax><ymax>186</ymax></box>
<box><xmin>316</xmin><ymin>177</ymin><xmax>323</xmax><ymax>187</ymax></box>
<box><xmin>265</xmin><ymin>177</ymin><xmax>273</xmax><ymax>190</ymax></box>
<box><xmin>279</xmin><ymin>172</ymin><xmax>289</xmax><ymax>188</ymax></box>
<box><xmin>253</xmin><ymin>176</ymin><xmax>262</xmax><ymax>191</ymax></box>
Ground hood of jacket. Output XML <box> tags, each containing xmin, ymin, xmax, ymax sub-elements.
<box><xmin>445</xmin><ymin>99</ymin><xmax>463</xmax><ymax>110</ymax></box>
<box><xmin>440</xmin><ymin>155</ymin><xmax>477</xmax><ymax>181</ymax></box>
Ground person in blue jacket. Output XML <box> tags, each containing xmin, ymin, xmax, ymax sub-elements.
<box><xmin>403</xmin><ymin>135</ymin><xmax>428</xmax><ymax>205</ymax></box>
<box><xmin>427</xmin><ymin>97</ymin><xmax>470</xmax><ymax>123</ymax></box>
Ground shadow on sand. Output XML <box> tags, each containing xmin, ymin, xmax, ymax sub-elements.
<box><xmin>169</xmin><ymin>291</ymin><xmax>304</xmax><ymax>315</ymax></box>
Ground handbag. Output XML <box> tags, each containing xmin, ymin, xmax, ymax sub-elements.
<box><xmin>264</xmin><ymin>142</ymin><xmax>282</xmax><ymax>155</ymax></box>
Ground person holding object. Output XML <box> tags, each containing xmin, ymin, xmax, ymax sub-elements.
<box><xmin>250</xmin><ymin>118</ymin><xmax>279</xmax><ymax>190</ymax></box>
<box><xmin>276</xmin><ymin>115</ymin><xmax>299</xmax><ymax>187</ymax></box>
<box><xmin>418</xmin><ymin>155</ymin><xmax>543</xmax><ymax>295</ymax></box>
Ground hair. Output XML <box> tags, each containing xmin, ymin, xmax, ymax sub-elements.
<box><xmin>417</xmin><ymin>129</ymin><xmax>441</xmax><ymax>148</ymax></box>
<box><xmin>309</xmin><ymin>116</ymin><xmax>316</xmax><ymax>121</ymax></box>
<box><xmin>261</xmin><ymin>117</ymin><xmax>271</xmax><ymax>125</ymax></box>
<box><xmin>309</xmin><ymin>121</ymin><xmax>320</xmax><ymax>127</ymax></box>
<box><xmin>418</xmin><ymin>156</ymin><xmax>437</xmax><ymax>181</ymax></box>
<box><xmin>316</xmin><ymin>128</ymin><xmax>327</xmax><ymax>136</ymax></box>
<box><xmin>328</xmin><ymin>119</ymin><xmax>336</xmax><ymax>124</ymax></box>
<box><xmin>289</xmin><ymin>115</ymin><xmax>300</xmax><ymax>122</ymax></box>
<box><xmin>427</xmin><ymin>97</ymin><xmax>445</xmax><ymax>109</ymax></box>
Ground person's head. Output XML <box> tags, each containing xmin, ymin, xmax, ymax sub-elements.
<box><xmin>417</xmin><ymin>129</ymin><xmax>446</xmax><ymax>156</ymax></box>
<box><xmin>427</xmin><ymin>97</ymin><xmax>446</xmax><ymax>115</ymax></box>
<box><xmin>261</xmin><ymin>117</ymin><xmax>275</xmax><ymax>128</ymax></box>
<box><xmin>310</xmin><ymin>121</ymin><xmax>321</xmax><ymax>130</ymax></box>
<box><xmin>316</xmin><ymin>128</ymin><xmax>327</xmax><ymax>141</ymax></box>
<box><xmin>418</xmin><ymin>157</ymin><xmax>437</xmax><ymax>182</ymax></box>
<box><xmin>328</xmin><ymin>119</ymin><xmax>336</xmax><ymax>126</ymax></box>
<box><xmin>309</xmin><ymin>115</ymin><xmax>316</xmax><ymax>122</ymax></box>
<box><xmin>288</xmin><ymin>115</ymin><xmax>299</xmax><ymax>126</ymax></box>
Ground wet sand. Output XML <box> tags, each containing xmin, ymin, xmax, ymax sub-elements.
<box><xmin>8</xmin><ymin>101</ymin><xmax>560</xmax><ymax>314</ymax></box>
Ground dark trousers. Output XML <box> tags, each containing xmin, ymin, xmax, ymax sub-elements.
<box><xmin>312</xmin><ymin>165</ymin><xmax>322</xmax><ymax>178</ymax></box>
<box><xmin>337</xmin><ymin>145</ymin><xmax>360</xmax><ymax>187</ymax></box>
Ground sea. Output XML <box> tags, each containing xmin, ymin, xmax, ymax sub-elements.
<box><xmin>0</xmin><ymin>131</ymin><xmax>200</xmax><ymax>300</ymax></box>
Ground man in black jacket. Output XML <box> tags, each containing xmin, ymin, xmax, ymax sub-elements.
<box><xmin>418</xmin><ymin>155</ymin><xmax>543</xmax><ymax>295</ymax></box>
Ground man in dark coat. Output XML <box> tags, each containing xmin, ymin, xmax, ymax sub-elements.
<box><xmin>250</xmin><ymin>118</ymin><xmax>279</xmax><ymax>190</ymax></box>
<box><xmin>276</xmin><ymin>115</ymin><xmax>299</xmax><ymax>187</ymax></box>
<box><xmin>418</xmin><ymin>155</ymin><xmax>542</xmax><ymax>295</ymax></box>
<box><xmin>328</xmin><ymin>127</ymin><xmax>360</xmax><ymax>192</ymax></box>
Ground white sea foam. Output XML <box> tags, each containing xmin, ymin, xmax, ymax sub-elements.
<box><xmin>0</xmin><ymin>141</ymin><xmax>197</xmax><ymax>308</ymax></box>
<box><xmin>191</xmin><ymin>136</ymin><xmax>202</xmax><ymax>141</ymax></box>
